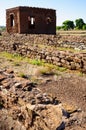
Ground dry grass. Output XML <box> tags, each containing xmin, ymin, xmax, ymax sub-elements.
<box><xmin>57</xmin><ymin>30</ymin><xmax>86</xmax><ymax>36</ymax></box>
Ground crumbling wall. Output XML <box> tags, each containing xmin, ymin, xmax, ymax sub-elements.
<box><xmin>1</xmin><ymin>34</ymin><xmax>86</xmax><ymax>72</ymax></box>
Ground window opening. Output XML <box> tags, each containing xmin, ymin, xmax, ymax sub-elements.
<box><xmin>28</xmin><ymin>16</ymin><xmax>35</xmax><ymax>29</ymax></box>
<box><xmin>10</xmin><ymin>14</ymin><xmax>15</xmax><ymax>27</ymax></box>
<box><xmin>46</xmin><ymin>17</ymin><xmax>52</xmax><ymax>24</ymax></box>
<box><xmin>31</xmin><ymin>17</ymin><xmax>34</xmax><ymax>25</ymax></box>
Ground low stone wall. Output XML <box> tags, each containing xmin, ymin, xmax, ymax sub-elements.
<box><xmin>0</xmin><ymin>33</ymin><xmax>86</xmax><ymax>72</ymax></box>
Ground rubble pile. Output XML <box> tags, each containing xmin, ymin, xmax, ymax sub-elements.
<box><xmin>0</xmin><ymin>69</ymin><xmax>86</xmax><ymax>130</ymax></box>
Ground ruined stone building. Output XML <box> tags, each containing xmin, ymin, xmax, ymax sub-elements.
<box><xmin>6</xmin><ymin>6</ymin><xmax>56</xmax><ymax>34</ymax></box>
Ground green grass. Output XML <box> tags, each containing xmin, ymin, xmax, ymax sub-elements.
<box><xmin>0</xmin><ymin>52</ymin><xmax>67</xmax><ymax>74</ymax></box>
<box><xmin>0</xmin><ymin>52</ymin><xmax>13</xmax><ymax>59</ymax></box>
<box><xmin>28</xmin><ymin>59</ymin><xmax>45</xmax><ymax>66</ymax></box>
<box><xmin>56</xmin><ymin>66</ymin><xmax>67</xmax><ymax>72</ymax></box>
<box><xmin>0</xmin><ymin>52</ymin><xmax>23</xmax><ymax>61</ymax></box>
<box><xmin>0</xmin><ymin>51</ymin><xmax>85</xmax><ymax>77</ymax></box>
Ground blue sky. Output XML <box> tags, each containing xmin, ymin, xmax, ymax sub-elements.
<box><xmin>0</xmin><ymin>0</ymin><xmax>86</xmax><ymax>26</ymax></box>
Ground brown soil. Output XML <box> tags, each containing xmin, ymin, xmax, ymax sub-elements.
<box><xmin>0</xmin><ymin>55</ymin><xmax>86</xmax><ymax>112</ymax></box>
<box><xmin>0</xmin><ymin>53</ymin><xmax>86</xmax><ymax>130</ymax></box>
<box><xmin>38</xmin><ymin>74</ymin><xmax>86</xmax><ymax>112</ymax></box>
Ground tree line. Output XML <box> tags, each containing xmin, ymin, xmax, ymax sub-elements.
<box><xmin>57</xmin><ymin>18</ymin><xmax>86</xmax><ymax>30</ymax></box>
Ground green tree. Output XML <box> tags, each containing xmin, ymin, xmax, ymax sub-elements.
<box><xmin>62</xmin><ymin>20</ymin><xmax>74</xmax><ymax>30</ymax></box>
<box><xmin>56</xmin><ymin>26</ymin><xmax>62</xmax><ymax>30</ymax></box>
<box><xmin>82</xmin><ymin>24</ymin><xmax>86</xmax><ymax>30</ymax></box>
<box><xmin>75</xmin><ymin>18</ymin><xmax>85</xmax><ymax>29</ymax></box>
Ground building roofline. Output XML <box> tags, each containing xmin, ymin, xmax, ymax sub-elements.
<box><xmin>6</xmin><ymin>6</ymin><xmax>56</xmax><ymax>11</ymax></box>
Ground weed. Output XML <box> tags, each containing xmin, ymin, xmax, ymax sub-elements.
<box><xmin>29</xmin><ymin>59</ymin><xmax>45</xmax><ymax>66</ymax></box>
<box><xmin>56</xmin><ymin>66</ymin><xmax>67</xmax><ymax>72</ymax></box>
<box><xmin>39</xmin><ymin>67</ymin><xmax>54</xmax><ymax>76</ymax></box>
<box><xmin>43</xmin><ymin>63</ymin><xmax>67</xmax><ymax>72</ymax></box>
<box><xmin>0</xmin><ymin>52</ymin><xmax>13</xmax><ymax>59</ymax></box>
<box><xmin>0</xmin><ymin>52</ymin><xmax>23</xmax><ymax>61</ymax></box>
<box><xmin>77</xmin><ymin>71</ymin><xmax>84</xmax><ymax>77</ymax></box>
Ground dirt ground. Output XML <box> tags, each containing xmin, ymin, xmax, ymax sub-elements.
<box><xmin>0</xmin><ymin>55</ymin><xmax>86</xmax><ymax>112</ymax></box>
<box><xmin>38</xmin><ymin>74</ymin><xmax>86</xmax><ymax>112</ymax></box>
<box><xmin>0</xmin><ymin>53</ymin><xmax>86</xmax><ymax>130</ymax></box>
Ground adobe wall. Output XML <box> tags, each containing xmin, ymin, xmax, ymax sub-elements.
<box><xmin>19</xmin><ymin>7</ymin><xmax>56</xmax><ymax>34</ymax></box>
<box><xmin>1</xmin><ymin>34</ymin><xmax>86</xmax><ymax>73</ymax></box>
<box><xmin>6</xmin><ymin>7</ymin><xmax>20</xmax><ymax>33</ymax></box>
<box><xmin>6</xmin><ymin>6</ymin><xmax>56</xmax><ymax>34</ymax></box>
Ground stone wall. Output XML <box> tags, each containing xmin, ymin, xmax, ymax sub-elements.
<box><xmin>6</xmin><ymin>6</ymin><xmax>56</xmax><ymax>34</ymax></box>
<box><xmin>6</xmin><ymin>7</ymin><xmax>19</xmax><ymax>33</ymax></box>
<box><xmin>1</xmin><ymin>33</ymin><xmax>86</xmax><ymax>72</ymax></box>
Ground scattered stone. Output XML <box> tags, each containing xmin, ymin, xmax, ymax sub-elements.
<box><xmin>1</xmin><ymin>33</ymin><xmax>86</xmax><ymax>72</ymax></box>
<box><xmin>0</xmin><ymin>63</ymin><xmax>86</xmax><ymax>129</ymax></box>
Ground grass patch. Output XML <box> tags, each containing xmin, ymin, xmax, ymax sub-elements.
<box><xmin>39</xmin><ymin>67</ymin><xmax>54</xmax><ymax>76</ymax></box>
<box><xmin>44</xmin><ymin>63</ymin><xmax>67</xmax><ymax>72</ymax></box>
<box><xmin>0</xmin><ymin>52</ymin><xmax>23</xmax><ymax>62</ymax></box>
<box><xmin>56</xmin><ymin>66</ymin><xmax>67</xmax><ymax>72</ymax></box>
<box><xmin>0</xmin><ymin>52</ymin><xmax>68</xmax><ymax>74</ymax></box>
<box><xmin>0</xmin><ymin>52</ymin><xmax>13</xmax><ymax>59</ymax></box>
<box><xmin>12</xmin><ymin>53</ymin><xmax>24</xmax><ymax>63</ymax></box>
<box><xmin>28</xmin><ymin>59</ymin><xmax>45</xmax><ymax>66</ymax></box>
<box><xmin>57</xmin><ymin>30</ymin><xmax>86</xmax><ymax>36</ymax></box>
<box><xmin>76</xmin><ymin>71</ymin><xmax>84</xmax><ymax>77</ymax></box>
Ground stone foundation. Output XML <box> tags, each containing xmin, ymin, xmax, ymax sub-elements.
<box><xmin>1</xmin><ymin>33</ymin><xmax>86</xmax><ymax>72</ymax></box>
